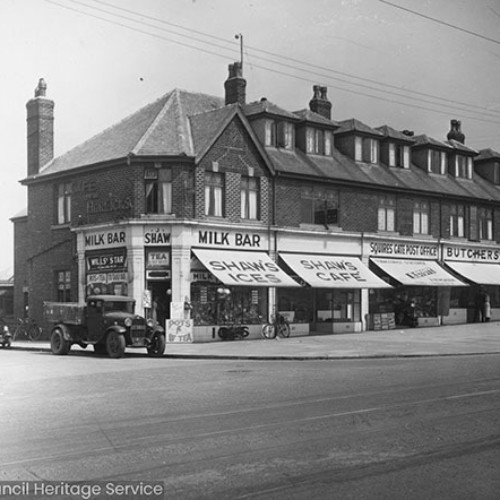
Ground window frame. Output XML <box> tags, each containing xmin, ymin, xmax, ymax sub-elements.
<box><xmin>378</xmin><ymin>195</ymin><xmax>396</xmax><ymax>232</ymax></box>
<box><xmin>449</xmin><ymin>204</ymin><xmax>465</xmax><ymax>238</ymax></box>
<box><xmin>478</xmin><ymin>207</ymin><xmax>493</xmax><ymax>241</ymax></box>
<box><xmin>413</xmin><ymin>201</ymin><xmax>430</xmax><ymax>235</ymax></box>
<box><xmin>145</xmin><ymin>167</ymin><xmax>173</xmax><ymax>215</ymax></box>
<box><xmin>56</xmin><ymin>270</ymin><xmax>71</xmax><ymax>302</ymax></box>
<box><xmin>205</xmin><ymin>171</ymin><xmax>224</xmax><ymax>217</ymax></box>
<box><xmin>56</xmin><ymin>182</ymin><xmax>72</xmax><ymax>225</ymax></box>
<box><xmin>301</xmin><ymin>188</ymin><xmax>339</xmax><ymax>226</ymax></box>
<box><xmin>240</xmin><ymin>176</ymin><xmax>259</xmax><ymax>220</ymax></box>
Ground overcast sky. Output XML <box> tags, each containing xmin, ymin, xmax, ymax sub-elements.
<box><xmin>1</xmin><ymin>0</ymin><xmax>499</xmax><ymax>275</ymax></box>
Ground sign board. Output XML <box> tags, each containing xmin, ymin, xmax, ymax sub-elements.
<box><xmin>367</xmin><ymin>240</ymin><xmax>438</xmax><ymax>259</ymax></box>
<box><xmin>443</xmin><ymin>244</ymin><xmax>500</xmax><ymax>263</ymax></box>
<box><xmin>166</xmin><ymin>319</ymin><xmax>193</xmax><ymax>343</ymax></box>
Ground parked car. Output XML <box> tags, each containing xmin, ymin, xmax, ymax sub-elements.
<box><xmin>44</xmin><ymin>295</ymin><xmax>165</xmax><ymax>358</ymax></box>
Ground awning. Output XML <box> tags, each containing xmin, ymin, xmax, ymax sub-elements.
<box><xmin>444</xmin><ymin>261</ymin><xmax>500</xmax><ymax>285</ymax></box>
<box><xmin>192</xmin><ymin>249</ymin><xmax>300</xmax><ymax>287</ymax></box>
<box><xmin>279</xmin><ymin>253</ymin><xmax>391</xmax><ymax>288</ymax></box>
<box><xmin>371</xmin><ymin>258</ymin><xmax>465</xmax><ymax>286</ymax></box>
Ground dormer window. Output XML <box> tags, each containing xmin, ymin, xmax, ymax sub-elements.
<box><xmin>451</xmin><ymin>155</ymin><xmax>473</xmax><ymax>179</ymax></box>
<box><xmin>428</xmin><ymin>150</ymin><xmax>447</xmax><ymax>174</ymax></box>
<box><xmin>305</xmin><ymin>127</ymin><xmax>333</xmax><ymax>155</ymax></box>
<box><xmin>389</xmin><ymin>143</ymin><xmax>410</xmax><ymax>168</ymax></box>
<box><xmin>280</xmin><ymin>122</ymin><xmax>294</xmax><ymax>149</ymax></box>
<box><xmin>355</xmin><ymin>137</ymin><xmax>378</xmax><ymax>164</ymax></box>
<box><xmin>265</xmin><ymin>120</ymin><xmax>277</xmax><ymax>146</ymax></box>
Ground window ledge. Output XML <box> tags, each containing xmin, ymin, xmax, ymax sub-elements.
<box><xmin>299</xmin><ymin>223</ymin><xmax>342</xmax><ymax>233</ymax></box>
<box><xmin>51</xmin><ymin>223</ymin><xmax>71</xmax><ymax>231</ymax></box>
<box><xmin>377</xmin><ymin>230</ymin><xmax>399</xmax><ymax>236</ymax></box>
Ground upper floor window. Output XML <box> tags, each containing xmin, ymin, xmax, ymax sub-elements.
<box><xmin>145</xmin><ymin>167</ymin><xmax>172</xmax><ymax>214</ymax></box>
<box><xmin>449</xmin><ymin>204</ymin><xmax>465</xmax><ymax>238</ymax></box>
<box><xmin>413</xmin><ymin>201</ymin><xmax>429</xmax><ymax>235</ymax></box>
<box><xmin>265</xmin><ymin>120</ymin><xmax>277</xmax><ymax>146</ymax></box>
<box><xmin>378</xmin><ymin>196</ymin><xmax>396</xmax><ymax>231</ymax></box>
<box><xmin>478</xmin><ymin>208</ymin><xmax>493</xmax><ymax>241</ymax></box>
<box><xmin>301</xmin><ymin>188</ymin><xmax>338</xmax><ymax>226</ymax></box>
<box><xmin>56</xmin><ymin>270</ymin><xmax>71</xmax><ymax>302</ymax></box>
<box><xmin>205</xmin><ymin>171</ymin><xmax>224</xmax><ymax>217</ymax></box>
<box><xmin>281</xmin><ymin>122</ymin><xmax>294</xmax><ymax>149</ymax></box>
<box><xmin>241</xmin><ymin>176</ymin><xmax>259</xmax><ymax>220</ymax></box>
<box><xmin>389</xmin><ymin>144</ymin><xmax>410</xmax><ymax>168</ymax></box>
<box><xmin>355</xmin><ymin>137</ymin><xmax>378</xmax><ymax>164</ymax></box>
<box><xmin>57</xmin><ymin>182</ymin><xmax>71</xmax><ymax>224</ymax></box>
<box><xmin>306</xmin><ymin>128</ymin><xmax>333</xmax><ymax>155</ymax></box>
<box><xmin>429</xmin><ymin>150</ymin><xmax>446</xmax><ymax>174</ymax></box>
<box><xmin>453</xmin><ymin>156</ymin><xmax>473</xmax><ymax>179</ymax></box>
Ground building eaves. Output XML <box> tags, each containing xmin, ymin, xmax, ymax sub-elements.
<box><xmin>335</xmin><ymin>118</ymin><xmax>383</xmax><ymax>137</ymax></box>
<box><xmin>446</xmin><ymin>139</ymin><xmax>478</xmax><ymax>155</ymax></box>
<box><xmin>413</xmin><ymin>134</ymin><xmax>452</xmax><ymax>150</ymax></box>
<box><xmin>292</xmin><ymin>109</ymin><xmax>339</xmax><ymax>128</ymax></box>
<box><xmin>375</xmin><ymin>125</ymin><xmax>416</xmax><ymax>143</ymax></box>
<box><xmin>475</xmin><ymin>148</ymin><xmax>500</xmax><ymax>162</ymax></box>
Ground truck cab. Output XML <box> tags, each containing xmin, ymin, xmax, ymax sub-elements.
<box><xmin>45</xmin><ymin>295</ymin><xmax>165</xmax><ymax>358</ymax></box>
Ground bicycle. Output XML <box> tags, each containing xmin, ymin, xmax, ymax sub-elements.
<box><xmin>261</xmin><ymin>311</ymin><xmax>290</xmax><ymax>339</ymax></box>
<box><xmin>12</xmin><ymin>318</ymin><xmax>43</xmax><ymax>341</ymax></box>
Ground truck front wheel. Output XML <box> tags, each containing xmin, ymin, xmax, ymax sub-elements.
<box><xmin>106</xmin><ymin>331</ymin><xmax>125</xmax><ymax>358</ymax></box>
<box><xmin>51</xmin><ymin>328</ymin><xmax>70</xmax><ymax>355</ymax></box>
<box><xmin>147</xmin><ymin>333</ymin><xmax>166</xmax><ymax>357</ymax></box>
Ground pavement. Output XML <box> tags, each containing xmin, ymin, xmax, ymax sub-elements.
<box><xmin>5</xmin><ymin>321</ymin><xmax>500</xmax><ymax>360</ymax></box>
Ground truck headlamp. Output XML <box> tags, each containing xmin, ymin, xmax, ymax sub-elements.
<box><xmin>124</xmin><ymin>318</ymin><xmax>133</xmax><ymax>327</ymax></box>
<box><xmin>147</xmin><ymin>319</ymin><xmax>155</xmax><ymax>328</ymax></box>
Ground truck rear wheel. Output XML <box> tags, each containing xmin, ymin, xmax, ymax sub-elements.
<box><xmin>51</xmin><ymin>328</ymin><xmax>70</xmax><ymax>355</ymax></box>
<box><xmin>147</xmin><ymin>333</ymin><xmax>166</xmax><ymax>357</ymax></box>
<box><xmin>106</xmin><ymin>331</ymin><xmax>125</xmax><ymax>358</ymax></box>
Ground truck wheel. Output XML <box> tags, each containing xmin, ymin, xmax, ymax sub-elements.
<box><xmin>106</xmin><ymin>331</ymin><xmax>125</xmax><ymax>358</ymax></box>
<box><xmin>51</xmin><ymin>328</ymin><xmax>70</xmax><ymax>355</ymax></box>
<box><xmin>147</xmin><ymin>333</ymin><xmax>166</xmax><ymax>357</ymax></box>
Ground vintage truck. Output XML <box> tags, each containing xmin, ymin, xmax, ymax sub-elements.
<box><xmin>44</xmin><ymin>295</ymin><xmax>165</xmax><ymax>358</ymax></box>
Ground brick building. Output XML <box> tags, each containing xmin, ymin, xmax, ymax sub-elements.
<box><xmin>13</xmin><ymin>63</ymin><xmax>500</xmax><ymax>341</ymax></box>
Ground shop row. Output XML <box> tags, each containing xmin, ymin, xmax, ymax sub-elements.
<box><xmin>76</xmin><ymin>225</ymin><xmax>500</xmax><ymax>342</ymax></box>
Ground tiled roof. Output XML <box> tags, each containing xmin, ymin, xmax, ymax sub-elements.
<box><xmin>375</xmin><ymin>125</ymin><xmax>416</xmax><ymax>143</ymax></box>
<box><xmin>243</xmin><ymin>99</ymin><xmax>299</xmax><ymax>120</ymax></box>
<box><xmin>292</xmin><ymin>109</ymin><xmax>339</xmax><ymax>128</ymax></box>
<box><xmin>34</xmin><ymin>89</ymin><xmax>224</xmax><ymax>177</ymax></box>
<box><xmin>266</xmin><ymin>148</ymin><xmax>500</xmax><ymax>201</ymax></box>
<box><xmin>413</xmin><ymin>134</ymin><xmax>452</xmax><ymax>150</ymax></box>
<box><xmin>446</xmin><ymin>139</ymin><xmax>478</xmax><ymax>155</ymax></box>
<box><xmin>335</xmin><ymin>118</ymin><xmax>384</xmax><ymax>137</ymax></box>
<box><xmin>476</xmin><ymin>148</ymin><xmax>500</xmax><ymax>161</ymax></box>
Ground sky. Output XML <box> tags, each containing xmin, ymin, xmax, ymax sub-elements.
<box><xmin>1</xmin><ymin>0</ymin><xmax>500</xmax><ymax>275</ymax></box>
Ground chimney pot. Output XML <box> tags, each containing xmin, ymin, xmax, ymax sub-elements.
<box><xmin>447</xmin><ymin>119</ymin><xmax>465</xmax><ymax>144</ymax></box>
<box><xmin>309</xmin><ymin>84</ymin><xmax>332</xmax><ymax>120</ymax></box>
<box><xmin>224</xmin><ymin>61</ymin><xmax>246</xmax><ymax>105</ymax></box>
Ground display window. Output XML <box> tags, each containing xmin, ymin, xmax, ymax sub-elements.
<box><xmin>277</xmin><ymin>288</ymin><xmax>313</xmax><ymax>323</ymax></box>
<box><xmin>316</xmin><ymin>289</ymin><xmax>361</xmax><ymax>323</ymax></box>
<box><xmin>191</xmin><ymin>283</ymin><xmax>267</xmax><ymax>326</ymax></box>
<box><xmin>370</xmin><ymin>286</ymin><xmax>437</xmax><ymax>325</ymax></box>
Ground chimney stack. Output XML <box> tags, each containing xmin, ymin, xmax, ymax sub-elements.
<box><xmin>309</xmin><ymin>85</ymin><xmax>332</xmax><ymax>120</ymax></box>
<box><xmin>26</xmin><ymin>78</ymin><xmax>54</xmax><ymax>176</ymax></box>
<box><xmin>447</xmin><ymin>119</ymin><xmax>465</xmax><ymax>144</ymax></box>
<box><xmin>224</xmin><ymin>62</ymin><xmax>246</xmax><ymax>106</ymax></box>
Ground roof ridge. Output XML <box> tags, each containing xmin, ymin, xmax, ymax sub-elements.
<box><xmin>132</xmin><ymin>90</ymin><xmax>176</xmax><ymax>155</ymax></box>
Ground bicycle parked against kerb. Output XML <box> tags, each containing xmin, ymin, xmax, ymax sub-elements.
<box><xmin>261</xmin><ymin>311</ymin><xmax>290</xmax><ymax>339</ymax></box>
<box><xmin>12</xmin><ymin>317</ymin><xmax>43</xmax><ymax>341</ymax></box>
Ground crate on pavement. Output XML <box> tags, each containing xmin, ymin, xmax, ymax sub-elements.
<box><xmin>44</xmin><ymin>302</ymin><xmax>85</xmax><ymax>325</ymax></box>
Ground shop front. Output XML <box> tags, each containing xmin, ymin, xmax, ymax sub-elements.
<box><xmin>189</xmin><ymin>228</ymin><xmax>301</xmax><ymax>342</ymax></box>
<box><xmin>367</xmin><ymin>238</ymin><xmax>466</xmax><ymax>329</ymax></box>
<box><xmin>442</xmin><ymin>243</ymin><xmax>500</xmax><ymax>323</ymax></box>
<box><xmin>277</xmin><ymin>253</ymin><xmax>391</xmax><ymax>334</ymax></box>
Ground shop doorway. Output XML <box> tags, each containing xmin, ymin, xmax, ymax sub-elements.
<box><xmin>148</xmin><ymin>281</ymin><xmax>171</xmax><ymax>329</ymax></box>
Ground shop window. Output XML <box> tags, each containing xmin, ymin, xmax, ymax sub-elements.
<box><xmin>413</xmin><ymin>201</ymin><xmax>429</xmax><ymax>235</ymax></box>
<box><xmin>277</xmin><ymin>288</ymin><xmax>313</xmax><ymax>323</ymax></box>
<box><xmin>449</xmin><ymin>204</ymin><xmax>465</xmax><ymax>238</ymax></box>
<box><xmin>316</xmin><ymin>289</ymin><xmax>361</xmax><ymax>323</ymax></box>
<box><xmin>145</xmin><ymin>167</ymin><xmax>172</xmax><ymax>214</ymax></box>
<box><xmin>478</xmin><ymin>208</ymin><xmax>493</xmax><ymax>241</ymax></box>
<box><xmin>190</xmin><ymin>283</ymin><xmax>266</xmax><ymax>326</ymax></box>
<box><xmin>56</xmin><ymin>183</ymin><xmax>71</xmax><ymax>225</ymax></box>
<box><xmin>56</xmin><ymin>270</ymin><xmax>71</xmax><ymax>302</ymax></box>
<box><xmin>378</xmin><ymin>196</ymin><xmax>396</xmax><ymax>232</ymax></box>
<box><xmin>301</xmin><ymin>188</ymin><xmax>338</xmax><ymax>226</ymax></box>
<box><xmin>205</xmin><ymin>171</ymin><xmax>224</xmax><ymax>217</ymax></box>
<box><xmin>355</xmin><ymin>137</ymin><xmax>378</xmax><ymax>164</ymax></box>
<box><xmin>241</xmin><ymin>176</ymin><xmax>259</xmax><ymax>220</ymax></box>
